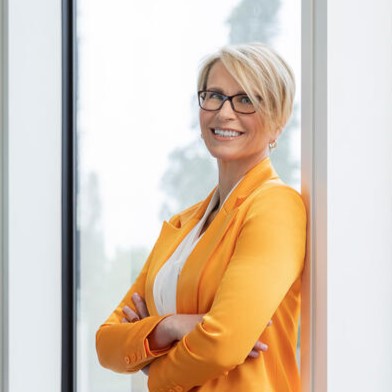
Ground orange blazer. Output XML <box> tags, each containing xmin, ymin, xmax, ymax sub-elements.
<box><xmin>96</xmin><ymin>157</ymin><xmax>307</xmax><ymax>392</ymax></box>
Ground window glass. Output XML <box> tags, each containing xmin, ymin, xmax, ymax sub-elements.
<box><xmin>76</xmin><ymin>1</ymin><xmax>301</xmax><ymax>391</ymax></box>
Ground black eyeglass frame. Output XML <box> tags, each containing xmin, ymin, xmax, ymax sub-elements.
<box><xmin>197</xmin><ymin>90</ymin><xmax>257</xmax><ymax>114</ymax></box>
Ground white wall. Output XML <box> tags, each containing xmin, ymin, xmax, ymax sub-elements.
<box><xmin>327</xmin><ymin>0</ymin><xmax>392</xmax><ymax>390</ymax></box>
<box><xmin>302</xmin><ymin>0</ymin><xmax>392</xmax><ymax>391</ymax></box>
<box><xmin>2</xmin><ymin>0</ymin><xmax>62</xmax><ymax>391</ymax></box>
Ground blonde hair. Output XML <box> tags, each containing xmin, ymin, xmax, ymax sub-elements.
<box><xmin>197</xmin><ymin>42</ymin><xmax>295</xmax><ymax>135</ymax></box>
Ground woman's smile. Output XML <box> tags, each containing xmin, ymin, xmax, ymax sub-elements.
<box><xmin>211</xmin><ymin>128</ymin><xmax>244</xmax><ymax>139</ymax></box>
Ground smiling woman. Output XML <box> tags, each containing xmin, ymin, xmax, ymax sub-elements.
<box><xmin>198</xmin><ymin>60</ymin><xmax>271</xmax><ymax>170</ymax></box>
<box><xmin>96</xmin><ymin>42</ymin><xmax>306</xmax><ymax>392</ymax></box>
<box><xmin>197</xmin><ymin>45</ymin><xmax>295</xmax><ymax>180</ymax></box>
<box><xmin>75</xmin><ymin>1</ymin><xmax>302</xmax><ymax>391</ymax></box>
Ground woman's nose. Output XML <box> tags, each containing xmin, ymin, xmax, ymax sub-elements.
<box><xmin>217</xmin><ymin>99</ymin><xmax>237</xmax><ymax>119</ymax></box>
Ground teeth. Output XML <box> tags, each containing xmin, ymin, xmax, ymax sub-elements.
<box><xmin>214</xmin><ymin>129</ymin><xmax>242</xmax><ymax>137</ymax></box>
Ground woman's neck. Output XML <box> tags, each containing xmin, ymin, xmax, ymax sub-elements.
<box><xmin>216</xmin><ymin>153</ymin><xmax>269</xmax><ymax>206</ymax></box>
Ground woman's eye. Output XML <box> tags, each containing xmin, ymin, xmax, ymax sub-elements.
<box><xmin>208</xmin><ymin>92</ymin><xmax>224</xmax><ymax>101</ymax></box>
<box><xmin>239</xmin><ymin>95</ymin><xmax>252</xmax><ymax>104</ymax></box>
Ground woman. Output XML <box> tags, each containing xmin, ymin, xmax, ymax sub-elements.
<box><xmin>96</xmin><ymin>42</ymin><xmax>307</xmax><ymax>392</ymax></box>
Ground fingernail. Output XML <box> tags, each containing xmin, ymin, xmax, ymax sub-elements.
<box><xmin>132</xmin><ymin>293</ymin><xmax>140</xmax><ymax>300</ymax></box>
<box><xmin>260</xmin><ymin>343</ymin><xmax>268</xmax><ymax>351</ymax></box>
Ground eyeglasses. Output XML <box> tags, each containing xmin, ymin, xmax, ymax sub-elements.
<box><xmin>197</xmin><ymin>90</ymin><xmax>257</xmax><ymax>114</ymax></box>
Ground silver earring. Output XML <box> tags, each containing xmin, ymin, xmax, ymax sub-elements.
<box><xmin>269</xmin><ymin>140</ymin><xmax>277</xmax><ymax>150</ymax></box>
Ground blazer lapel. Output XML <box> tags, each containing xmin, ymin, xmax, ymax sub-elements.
<box><xmin>176</xmin><ymin>157</ymin><xmax>279</xmax><ymax>313</ymax></box>
<box><xmin>145</xmin><ymin>191</ymin><xmax>216</xmax><ymax>314</ymax></box>
<box><xmin>176</xmin><ymin>207</ymin><xmax>238</xmax><ymax>313</ymax></box>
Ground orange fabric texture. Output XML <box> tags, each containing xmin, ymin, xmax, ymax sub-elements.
<box><xmin>96</xmin><ymin>158</ymin><xmax>307</xmax><ymax>392</ymax></box>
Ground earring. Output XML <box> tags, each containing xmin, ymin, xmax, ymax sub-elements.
<box><xmin>269</xmin><ymin>140</ymin><xmax>277</xmax><ymax>150</ymax></box>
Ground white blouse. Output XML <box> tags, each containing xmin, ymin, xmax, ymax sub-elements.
<box><xmin>153</xmin><ymin>181</ymin><xmax>242</xmax><ymax>316</ymax></box>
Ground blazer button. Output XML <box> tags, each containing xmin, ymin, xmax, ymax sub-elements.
<box><xmin>131</xmin><ymin>353</ymin><xmax>137</xmax><ymax>362</ymax></box>
<box><xmin>124</xmin><ymin>356</ymin><xmax>130</xmax><ymax>365</ymax></box>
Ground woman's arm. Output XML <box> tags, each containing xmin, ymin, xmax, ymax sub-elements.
<box><xmin>147</xmin><ymin>187</ymin><xmax>307</xmax><ymax>392</ymax></box>
<box><xmin>95</xmin><ymin>255</ymin><xmax>173</xmax><ymax>373</ymax></box>
<box><xmin>122</xmin><ymin>293</ymin><xmax>204</xmax><ymax>352</ymax></box>
<box><xmin>123</xmin><ymin>294</ymin><xmax>269</xmax><ymax>368</ymax></box>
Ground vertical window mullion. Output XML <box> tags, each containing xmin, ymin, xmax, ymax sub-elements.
<box><xmin>61</xmin><ymin>0</ymin><xmax>76</xmax><ymax>391</ymax></box>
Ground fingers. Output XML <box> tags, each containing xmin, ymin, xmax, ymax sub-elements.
<box><xmin>248</xmin><ymin>341</ymin><xmax>269</xmax><ymax>359</ymax></box>
<box><xmin>122</xmin><ymin>305</ymin><xmax>140</xmax><ymax>323</ymax></box>
<box><xmin>132</xmin><ymin>293</ymin><xmax>149</xmax><ymax>319</ymax></box>
<box><xmin>254</xmin><ymin>341</ymin><xmax>268</xmax><ymax>352</ymax></box>
<box><xmin>248</xmin><ymin>349</ymin><xmax>260</xmax><ymax>359</ymax></box>
<box><xmin>121</xmin><ymin>293</ymin><xmax>150</xmax><ymax>323</ymax></box>
<box><xmin>247</xmin><ymin>321</ymin><xmax>272</xmax><ymax>359</ymax></box>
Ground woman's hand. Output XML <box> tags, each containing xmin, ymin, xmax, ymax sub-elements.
<box><xmin>121</xmin><ymin>292</ymin><xmax>149</xmax><ymax>323</ymax></box>
<box><xmin>248</xmin><ymin>340</ymin><xmax>269</xmax><ymax>358</ymax></box>
<box><xmin>247</xmin><ymin>319</ymin><xmax>272</xmax><ymax>358</ymax></box>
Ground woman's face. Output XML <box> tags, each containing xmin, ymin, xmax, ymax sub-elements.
<box><xmin>199</xmin><ymin>61</ymin><xmax>271</xmax><ymax>169</ymax></box>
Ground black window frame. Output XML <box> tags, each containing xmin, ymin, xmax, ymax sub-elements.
<box><xmin>61</xmin><ymin>0</ymin><xmax>76</xmax><ymax>391</ymax></box>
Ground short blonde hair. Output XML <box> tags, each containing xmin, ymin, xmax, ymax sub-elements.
<box><xmin>197</xmin><ymin>42</ymin><xmax>295</xmax><ymax>135</ymax></box>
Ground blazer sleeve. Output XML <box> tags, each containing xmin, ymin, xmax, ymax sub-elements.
<box><xmin>95</xmin><ymin>250</ymin><xmax>172</xmax><ymax>373</ymax></box>
<box><xmin>147</xmin><ymin>186</ymin><xmax>307</xmax><ymax>392</ymax></box>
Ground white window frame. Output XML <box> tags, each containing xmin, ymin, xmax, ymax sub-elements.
<box><xmin>301</xmin><ymin>0</ymin><xmax>328</xmax><ymax>390</ymax></box>
<box><xmin>1</xmin><ymin>0</ymin><xmax>8</xmax><ymax>390</ymax></box>
<box><xmin>0</xmin><ymin>0</ymin><xmax>62</xmax><ymax>391</ymax></box>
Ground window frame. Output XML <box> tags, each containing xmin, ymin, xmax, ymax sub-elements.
<box><xmin>61</xmin><ymin>0</ymin><xmax>76</xmax><ymax>391</ymax></box>
<box><xmin>1</xmin><ymin>0</ymin><xmax>9</xmax><ymax>389</ymax></box>
<box><xmin>61</xmin><ymin>1</ymin><xmax>322</xmax><ymax>391</ymax></box>
<box><xmin>300</xmin><ymin>0</ymin><xmax>328</xmax><ymax>391</ymax></box>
